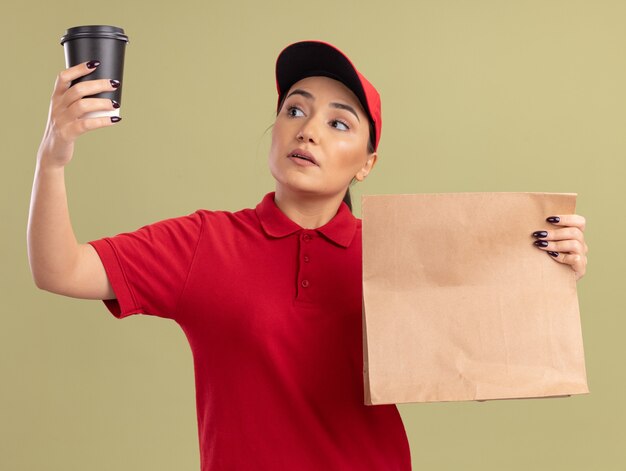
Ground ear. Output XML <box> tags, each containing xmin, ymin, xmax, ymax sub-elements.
<box><xmin>355</xmin><ymin>152</ymin><xmax>378</xmax><ymax>182</ymax></box>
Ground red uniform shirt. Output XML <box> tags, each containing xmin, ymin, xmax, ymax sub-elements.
<box><xmin>88</xmin><ymin>191</ymin><xmax>412</xmax><ymax>470</ymax></box>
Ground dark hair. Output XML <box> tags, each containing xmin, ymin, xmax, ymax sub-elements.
<box><xmin>276</xmin><ymin>93</ymin><xmax>377</xmax><ymax>213</ymax></box>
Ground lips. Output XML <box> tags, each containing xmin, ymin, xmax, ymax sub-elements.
<box><xmin>288</xmin><ymin>148</ymin><xmax>319</xmax><ymax>166</ymax></box>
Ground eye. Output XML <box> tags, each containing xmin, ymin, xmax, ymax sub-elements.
<box><xmin>330</xmin><ymin>119</ymin><xmax>350</xmax><ymax>131</ymax></box>
<box><xmin>286</xmin><ymin>106</ymin><xmax>305</xmax><ymax>117</ymax></box>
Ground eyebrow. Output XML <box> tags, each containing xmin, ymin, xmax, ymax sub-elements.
<box><xmin>285</xmin><ymin>89</ymin><xmax>361</xmax><ymax>123</ymax></box>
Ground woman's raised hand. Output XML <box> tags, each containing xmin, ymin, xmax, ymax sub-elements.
<box><xmin>532</xmin><ymin>214</ymin><xmax>588</xmax><ymax>281</ymax></box>
<box><xmin>36</xmin><ymin>60</ymin><xmax>121</xmax><ymax>169</ymax></box>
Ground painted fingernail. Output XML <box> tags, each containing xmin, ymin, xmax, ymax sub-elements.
<box><xmin>86</xmin><ymin>60</ymin><xmax>101</xmax><ymax>69</ymax></box>
<box><xmin>548</xmin><ymin>251</ymin><xmax>559</xmax><ymax>257</ymax></box>
<box><xmin>532</xmin><ymin>230</ymin><xmax>548</xmax><ymax>238</ymax></box>
<box><xmin>546</xmin><ymin>216</ymin><xmax>560</xmax><ymax>223</ymax></box>
<box><xmin>111</xmin><ymin>99</ymin><xmax>120</xmax><ymax>109</ymax></box>
<box><xmin>111</xmin><ymin>116</ymin><xmax>122</xmax><ymax>123</ymax></box>
<box><xmin>534</xmin><ymin>240</ymin><xmax>549</xmax><ymax>247</ymax></box>
<box><xmin>110</xmin><ymin>79</ymin><xmax>121</xmax><ymax>89</ymax></box>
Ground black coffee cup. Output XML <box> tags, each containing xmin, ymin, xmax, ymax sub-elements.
<box><xmin>60</xmin><ymin>25</ymin><xmax>129</xmax><ymax>118</ymax></box>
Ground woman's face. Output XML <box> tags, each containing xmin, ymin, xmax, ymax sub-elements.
<box><xmin>268</xmin><ymin>75</ymin><xmax>377</xmax><ymax>199</ymax></box>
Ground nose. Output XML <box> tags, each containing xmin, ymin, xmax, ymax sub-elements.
<box><xmin>296</xmin><ymin>118</ymin><xmax>319</xmax><ymax>144</ymax></box>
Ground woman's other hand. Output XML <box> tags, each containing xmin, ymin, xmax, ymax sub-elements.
<box><xmin>531</xmin><ymin>214</ymin><xmax>588</xmax><ymax>281</ymax></box>
<box><xmin>37</xmin><ymin>60</ymin><xmax>121</xmax><ymax>170</ymax></box>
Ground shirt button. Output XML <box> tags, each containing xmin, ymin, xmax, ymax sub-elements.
<box><xmin>302</xmin><ymin>233</ymin><xmax>312</xmax><ymax>242</ymax></box>
<box><xmin>303</xmin><ymin>255</ymin><xmax>310</xmax><ymax>263</ymax></box>
<box><xmin>301</xmin><ymin>279</ymin><xmax>310</xmax><ymax>288</ymax></box>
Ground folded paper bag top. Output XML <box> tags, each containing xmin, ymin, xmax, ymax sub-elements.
<box><xmin>361</xmin><ymin>192</ymin><xmax>588</xmax><ymax>405</ymax></box>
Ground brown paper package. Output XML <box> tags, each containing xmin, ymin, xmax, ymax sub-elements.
<box><xmin>362</xmin><ymin>192</ymin><xmax>589</xmax><ymax>405</ymax></box>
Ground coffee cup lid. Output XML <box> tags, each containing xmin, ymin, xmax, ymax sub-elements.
<box><xmin>60</xmin><ymin>25</ymin><xmax>129</xmax><ymax>45</ymax></box>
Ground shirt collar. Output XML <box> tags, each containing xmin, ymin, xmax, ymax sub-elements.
<box><xmin>255</xmin><ymin>191</ymin><xmax>358</xmax><ymax>248</ymax></box>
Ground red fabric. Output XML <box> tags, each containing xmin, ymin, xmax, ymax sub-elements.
<box><xmin>87</xmin><ymin>191</ymin><xmax>412</xmax><ymax>471</ymax></box>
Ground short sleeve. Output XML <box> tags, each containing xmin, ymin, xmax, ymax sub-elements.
<box><xmin>87</xmin><ymin>210</ymin><xmax>204</xmax><ymax>320</ymax></box>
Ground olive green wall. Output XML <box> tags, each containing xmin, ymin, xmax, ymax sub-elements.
<box><xmin>3</xmin><ymin>0</ymin><xmax>623</xmax><ymax>469</ymax></box>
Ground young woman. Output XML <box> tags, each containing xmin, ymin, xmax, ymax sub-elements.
<box><xmin>28</xmin><ymin>40</ymin><xmax>589</xmax><ymax>470</ymax></box>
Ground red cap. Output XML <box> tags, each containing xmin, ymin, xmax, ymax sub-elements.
<box><xmin>275</xmin><ymin>40</ymin><xmax>382</xmax><ymax>151</ymax></box>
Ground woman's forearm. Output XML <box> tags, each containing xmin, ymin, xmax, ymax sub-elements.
<box><xmin>27</xmin><ymin>157</ymin><xmax>80</xmax><ymax>291</ymax></box>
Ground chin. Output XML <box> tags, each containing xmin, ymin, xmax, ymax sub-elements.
<box><xmin>270</xmin><ymin>162</ymin><xmax>313</xmax><ymax>189</ymax></box>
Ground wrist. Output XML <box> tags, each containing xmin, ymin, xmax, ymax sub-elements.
<box><xmin>35</xmin><ymin>158</ymin><xmax>66</xmax><ymax>174</ymax></box>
